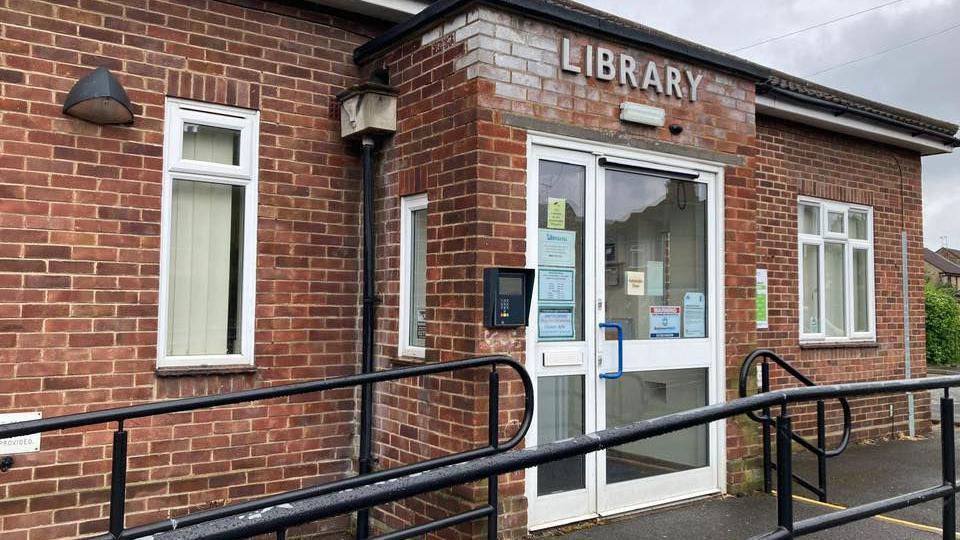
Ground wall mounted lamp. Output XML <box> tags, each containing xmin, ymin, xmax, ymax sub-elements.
<box><xmin>62</xmin><ymin>67</ymin><xmax>134</xmax><ymax>125</ymax></box>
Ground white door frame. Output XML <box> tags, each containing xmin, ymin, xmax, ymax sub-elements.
<box><xmin>524</xmin><ymin>132</ymin><xmax>727</xmax><ymax>531</ymax></box>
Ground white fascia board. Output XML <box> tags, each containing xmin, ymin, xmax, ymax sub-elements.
<box><xmin>756</xmin><ymin>94</ymin><xmax>954</xmax><ymax>156</ymax></box>
<box><xmin>307</xmin><ymin>0</ymin><xmax>428</xmax><ymax>22</ymax></box>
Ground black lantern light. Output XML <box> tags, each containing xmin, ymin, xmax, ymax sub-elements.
<box><xmin>62</xmin><ymin>67</ymin><xmax>134</xmax><ymax>125</ymax></box>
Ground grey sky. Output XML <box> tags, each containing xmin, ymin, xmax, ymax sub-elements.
<box><xmin>580</xmin><ymin>0</ymin><xmax>960</xmax><ymax>249</ymax></box>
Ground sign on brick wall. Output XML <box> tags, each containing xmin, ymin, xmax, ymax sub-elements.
<box><xmin>561</xmin><ymin>37</ymin><xmax>704</xmax><ymax>101</ymax></box>
<box><xmin>0</xmin><ymin>412</ymin><xmax>41</xmax><ymax>454</ymax></box>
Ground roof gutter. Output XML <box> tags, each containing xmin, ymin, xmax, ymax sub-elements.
<box><xmin>757</xmin><ymin>83</ymin><xmax>960</xmax><ymax>150</ymax></box>
<box><xmin>354</xmin><ymin>0</ymin><xmax>769</xmax><ymax>81</ymax></box>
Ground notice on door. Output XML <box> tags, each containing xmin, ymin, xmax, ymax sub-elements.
<box><xmin>683</xmin><ymin>292</ymin><xmax>705</xmax><ymax>338</ymax></box>
<box><xmin>538</xmin><ymin>229</ymin><xmax>577</xmax><ymax>267</ymax></box>
<box><xmin>625</xmin><ymin>271</ymin><xmax>645</xmax><ymax>296</ymax></box>
<box><xmin>539</xmin><ymin>307</ymin><xmax>575</xmax><ymax>340</ymax></box>
<box><xmin>546</xmin><ymin>198</ymin><xmax>566</xmax><ymax>229</ymax></box>
<box><xmin>649</xmin><ymin>305</ymin><xmax>681</xmax><ymax>338</ymax></box>
<box><xmin>646</xmin><ymin>261</ymin><xmax>664</xmax><ymax>296</ymax></box>
<box><xmin>539</xmin><ymin>268</ymin><xmax>575</xmax><ymax>303</ymax></box>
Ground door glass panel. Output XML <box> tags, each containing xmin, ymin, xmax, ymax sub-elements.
<box><xmin>605</xmin><ymin>368</ymin><xmax>708</xmax><ymax>483</ymax></box>
<box><xmin>604</xmin><ymin>170</ymin><xmax>707</xmax><ymax>340</ymax></box>
<box><xmin>537</xmin><ymin>375</ymin><xmax>586</xmax><ymax>496</ymax></box>
<box><xmin>538</xmin><ymin>160</ymin><xmax>585</xmax><ymax>342</ymax></box>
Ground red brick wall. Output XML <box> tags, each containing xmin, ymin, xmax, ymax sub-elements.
<box><xmin>361</xmin><ymin>5</ymin><xmax>761</xmax><ymax>537</ymax></box>
<box><xmin>365</xmin><ymin>18</ymin><xmax>530</xmax><ymax>540</ymax></box>
<box><xmin>0</xmin><ymin>1</ymin><xmax>387</xmax><ymax>537</ymax></box>
<box><xmin>754</xmin><ymin>116</ymin><xmax>930</xmax><ymax>445</ymax></box>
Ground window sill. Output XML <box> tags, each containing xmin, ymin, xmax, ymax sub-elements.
<box><xmin>799</xmin><ymin>341</ymin><xmax>879</xmax><ymax>350</ymax></box>
<box><xmin>390</xmin><ymin>356</ymin><xmax>428</xmax><ymax>367</ymax></box>
<box><xmin>156</xmin><ymin>365</ymin><xmax>258</xmax><ymax>377</ymax></box>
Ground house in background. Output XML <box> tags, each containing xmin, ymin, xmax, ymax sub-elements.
<box><xmin>938</xmin><ymin>246</ymin><xmax>960</xmax><ymax>265</ymax></box>
<box><xmin>927</xmin><ymin>248</ymin><xmax>960</xmax><ymax>288</ymax></box>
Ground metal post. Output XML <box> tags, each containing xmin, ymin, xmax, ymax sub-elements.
<box><xmin>776</xmin><ymin>412</ymin><xmax>794</xmax><ymax>538</ymax></box>
<box><xmin>109</xmin><ymin>423</ymin><xmax>128</xmax><ymax>538</ymax></box>
<box><xmin>941</xmin><ymin>394</ymin><xmax>955</xmax><ymax>539</ymax></box>
<box><xmin>816</xmin><ymin>400</ymin><xmax>827</xmax><ymax>502</ymax></box>
<box><xmin>762</xmin><ymin>361</ymin><xmax>772</xmax><ymax>493</ymax></box>
<box><xmin>902</xmin><ymin>231</ymin><xmax>915</xmax><ymax>437</ymax></box>
<box><xmin>487</xmin><ymin>368</ymin><xmax>500</xmax><ymax>540</ymax></box>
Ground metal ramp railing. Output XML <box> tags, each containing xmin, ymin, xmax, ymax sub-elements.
<box><xmin>738</xmin><ymin>349</ymin><xmax>853</xmax><ymax>501</ymax></box>
<box><xmin>0</xmin><ymin>355</ymin><xmax>533</xmax><ymax>540</ymax></box>
<box><xmin>153</xmin><ymin>356</ymin><xmax>960</xmax><ymax>540</ymax></box>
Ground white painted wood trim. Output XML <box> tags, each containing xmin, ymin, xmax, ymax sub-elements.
<box><xmin>756</xmin><ymin>94</ymin><xmax>954</xmax><ymax>156</ymax></box>
<box><xmin>305</xmin><ymin>0</ymin><xmax>427</xmax><ymax>22</ymax></box>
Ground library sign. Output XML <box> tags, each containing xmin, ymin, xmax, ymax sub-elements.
<box><xmin>560</xmin><ymin>37</ymin><xmax>705</xmax><ymax>102</ymax></box>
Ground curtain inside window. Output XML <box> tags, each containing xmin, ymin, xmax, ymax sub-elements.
<box><xmin>853</xmin><ymin>248</ymin><xmax>869</xmax><ymax>332</ymax></box>
<box><xmin>409</xmin><ymin>208</ymin><xmax>427</xmax><ymax>348</ymax></box>
<box><xmin>824</xmin><ymin>243</ymin><xmax>846</xmax><ymax>337</ymax></box>
<box><xmin>802</xmin><ymin>244</ymin><xmax>820</xmax><ymax>334</ymax></box>
<box><xmin>182</xmin><ymin>123</ymin><xmax>240</xmax><ymax>166</ymax></box>
<box><xmin>167</xmin><ymin>179</ymin><xmax>244</xmax><ymax>356</ymax></box>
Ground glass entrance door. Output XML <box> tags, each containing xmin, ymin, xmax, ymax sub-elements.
<box><xmin>527</xmin><ymin>143</ymin><xmax>721</xmax><ymax>529</ymax></box>
<box><xmin>595</xmin><ymin>162</ymin><xmax>719</xmax><ymax>515</ymax></box>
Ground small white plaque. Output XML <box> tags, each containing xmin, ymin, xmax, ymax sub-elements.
<box><xmin>542</xmin><ymin>350</ymin><xmax>583</xmax><ymax>368</ymax></box>
<box><xmin>0</xmin><ymin>412</ymin><xmax>41</xmax><ymax>454</ymax></box>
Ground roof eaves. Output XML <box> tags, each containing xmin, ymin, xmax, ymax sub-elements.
<box><xmin>757</xmin><ymin>83</ymin><xmax>960</xmax><ymax>149</ymax></box>
<box><xmin>353</xmin><ymin>0</ymin><xmax>768</xmax><ymax>81</ymax></box>
<box><xmin>351</xmin><ymin>0</ymin><xmax>959</xmax><ymax>145</ymax></box>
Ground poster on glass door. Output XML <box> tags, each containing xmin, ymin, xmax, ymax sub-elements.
<box><xmin>649</xmin><ymin>305</ymin><xmax>681</xmax><ymax>338</ymax></box>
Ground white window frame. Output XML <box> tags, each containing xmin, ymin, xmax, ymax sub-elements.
<box><xmin>798</xmin><ymin>196</ymin><xmax>875</xmax><ymax>343</ymax></box>
<box><xmin>399</xmin><ymin>193</ymin><xmax>428</xmax><ymax>359</ymax></box>
<box><xmin>157</xmin><ymin>98</ymin><xmax>259</xmax><ymax>368</ymax></box>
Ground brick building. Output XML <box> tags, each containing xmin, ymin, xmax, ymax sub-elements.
<box><xmin>0</xmin><ymin>0</ymin><xmax>957</xmax><ymax>538</ymax></box>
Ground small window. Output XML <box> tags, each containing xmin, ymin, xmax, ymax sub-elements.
<box><xmin>158</xmin><ymin>98</ymin><xmax>259</xmax><ymax>368</ymax></box>
<box><xmin>799</xmin><ymin>204</ymin><xmax>820</xmax><ymax>235</ymax></box>
<box><xmin>798</xmin><ymin>198</ymin><xmax>874</xmax><ymax>342</ymax></box>
<box><xmin>400</xmin><ymin>194</ymin><xmax>428</xmax><ymax>358</ymax></box>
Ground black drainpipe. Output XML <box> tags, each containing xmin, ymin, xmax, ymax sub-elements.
<box><xmin>357</xmin><ymin>135</ymin><xmax>376</xmax><ymax>540</ymax></box>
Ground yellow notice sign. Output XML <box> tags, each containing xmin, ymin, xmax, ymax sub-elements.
<box><xmin>547</xmin><ymin>198</ymin><xmax>566</xmax><ymax>229</ymax></box>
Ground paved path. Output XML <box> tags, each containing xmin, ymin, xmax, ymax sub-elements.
<box><xmin>549</xmin><ymin>426</ymin><xmax>959</xmax><ymax>539</ymax></box>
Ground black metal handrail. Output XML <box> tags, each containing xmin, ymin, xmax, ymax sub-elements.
<box><xmin>153</xmin><ymin>373</ymin><xmax>960</xmax><ymax>540</ymax></box>
<box><xmin>0</xmin><ymin>355</ymin><xmax>534</xmax><ymax>540</ymax></box>
<box><xmin>738</xmin><ymin>349</ymin><xmax>852</xmax><ymax>501</ymax></box>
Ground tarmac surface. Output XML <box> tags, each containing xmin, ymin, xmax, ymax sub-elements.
<box><xmin>547</xmin><ymin>426</ymin><xmax>960</xmax><ymax>539</ymax></box>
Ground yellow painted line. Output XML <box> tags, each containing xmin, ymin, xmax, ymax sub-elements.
<box><xmin>770</xmin><ymin>490</ymin><xmax>956</xmax><ymax>537</ymax></box>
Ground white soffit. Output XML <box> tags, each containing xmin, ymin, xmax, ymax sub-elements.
<box><xmin>308</xmin><ymin>0</ymin><xmax>428</xmax><ymax>22</ymax></box>
<box><xmin>756</xmin><ymin>94</ymin><xmax>955</xmax><ymax>156</ymax></box>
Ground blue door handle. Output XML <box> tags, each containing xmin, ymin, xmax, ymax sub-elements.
<box><xmin>599</xmin><ymin>322</ymin><xmax>623</xmax><ymax>379</ymax></box>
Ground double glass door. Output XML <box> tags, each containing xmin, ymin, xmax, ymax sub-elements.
<box><xmin>528</xmin><ymin>144</ymin><xmax>721</xmax><ymax>529</ymax></box>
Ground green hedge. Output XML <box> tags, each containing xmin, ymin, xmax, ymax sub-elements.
<box><xmin>925</xmin><ymin>282</ymin><xmax>960</xmax><ymax>365</ymax></box>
